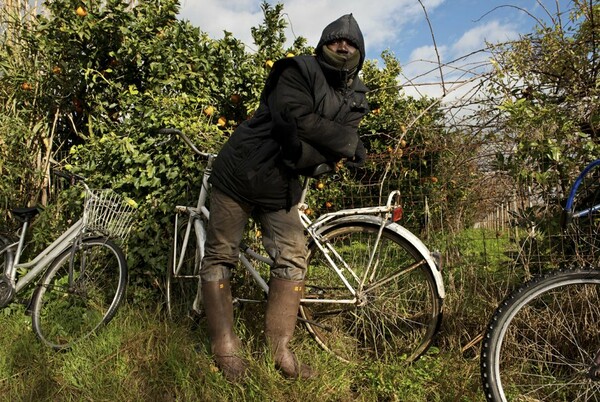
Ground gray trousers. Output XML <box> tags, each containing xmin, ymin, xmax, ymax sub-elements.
<box><xmin>200</xmin><ymin>188</ymin><xmax>308</xmax><ymax>282</ymax></box>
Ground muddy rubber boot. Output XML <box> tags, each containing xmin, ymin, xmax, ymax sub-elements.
<box><xmin>202</xmin><ymin>279</ymin><xmax>248</xmax><ymax>382</ymax></box>
<box><xmin>264</xmin><ymin>276</ymin><xmax>316</xmax><ymax>379</ymax></box>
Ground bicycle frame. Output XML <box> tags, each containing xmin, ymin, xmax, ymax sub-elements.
<box><xmin>2</xmin><ymin>218</ymin><xmax>85</xmax><ymax>294</ymax></box>
<box><xmin>565</xmin><ymin>158</ymin><xmax>600</xmax><ymax>219</ymax></box>
<box><xmin>171</xmin><ymin>146</ymin><xmax>445</xmax><ymax>306</ymax></box>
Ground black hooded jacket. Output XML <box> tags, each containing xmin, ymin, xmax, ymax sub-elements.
<box><xmin>209</xmin><ymin>14</ymin><xmax>369</xmax><ymax>211</ymax></box>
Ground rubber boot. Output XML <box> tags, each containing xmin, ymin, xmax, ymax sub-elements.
<box><xmin>202</xmin><ymin>279</ymin><xmax>247</xmax><ymax>382</ymax></box>
<box><xmin>264</xmin><ymin>276</ymin><xmax>316</xmax><ymax>379</ymax></box>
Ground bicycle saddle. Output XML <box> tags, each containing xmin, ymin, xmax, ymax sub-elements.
<box><xmin>12</xmin><ymin>207</ymin><xmax>41</xmax><ymax>222</ymax></box>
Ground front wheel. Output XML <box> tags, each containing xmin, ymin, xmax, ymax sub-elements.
<box><xmin>165</xmin><ymin>216</ymin><xmax>202</xmax><ymax>322</ymax></box>
<box><xmin>300</xmin><ymin>221</ymin><xmax>443</xmax><ymax>364</ymax></box>
<box><xmin>480</xmin><ymin>268</ymin><xmax>600</xmax><ymax>402</ymax></box>
<box><xmin>31</xmin><ymin>237</ymin><xmax>127</xmax><ymax>350</ymax></box>
<box><xmin>0</xmin><ymin>236</ymin><xmax>15</xmax><ymax>308</ymax></box>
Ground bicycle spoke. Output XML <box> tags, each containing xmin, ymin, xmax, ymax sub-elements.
<box><xmin>481</xmin><ymin>268</ymin><xmax>600</xmax><ymax>401</ymax></box>
<box><xmin>31</xmin><ymin>238</ymin><xmax>127</xmax><ymax>350</ymax></box>
<box><xmin>166</xmin><ymin>217</ymin><xmax>202</xmax><ymax>323</ymax></box>
<box><xmin>301</xmin><ymin>222</ymin><xmax>442</xmax><ymax>364</ymax></box>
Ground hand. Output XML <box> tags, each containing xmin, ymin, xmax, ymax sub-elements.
<box><xmin>345</xmin><ymin>139</ymin><xmax>366</xmax><ymax>168</ymax></box>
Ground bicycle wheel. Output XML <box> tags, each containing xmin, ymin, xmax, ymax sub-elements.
<box><xmin>563</xmin><ymin>160</ymin><xmax>600</xmax><ymax>262</ymax></box>
<box><xmin>481</xmin><ymin>268</ymin><xmax>600</xmax><ymax>402</ymax></box>
<box><xmin>0</xmin><ymin>236</ymin><xmax>15</xmax><ymax>308</ymax></box>
<box><xmin>31</xmin><ymin>237</ymin><xmax>127</xmax><ymax>350</ymax></box>
<box><xmin>166</xmin><ymin>216</ymin><xmax>202</xmax><ymax>322</ymax></box>
<box><xmin>300</xmin><ymin>221</ymin><xmax>443</xmax><ymax>363</ymax></box>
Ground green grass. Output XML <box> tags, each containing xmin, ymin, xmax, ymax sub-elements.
<box><xmin>0</xmin><ymin>300</ymin><xmax>485</xmax><ymax>402</ymax></box>
<box><xmin>3</xmin><ymin>228</ymin><xmax>534</xmax><ymax>401</ymax></box>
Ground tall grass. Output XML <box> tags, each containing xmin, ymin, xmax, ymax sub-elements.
<box><xmin>2</xmin><ymin>229</ymin><xmax>540</xmax><ymax>401</ymax></box>
<box><xmin>0</xmin><ymin>299</ymin><xmax>485</xmax><ymax>401</ymax></box>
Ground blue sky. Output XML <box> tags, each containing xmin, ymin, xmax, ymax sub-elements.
<box><xmin>178</xmin><ymin>0</ymin><xmax>573</xmax><ymax>98</ymax></box>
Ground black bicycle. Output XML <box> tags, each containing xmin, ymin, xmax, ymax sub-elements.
<box><xmin>480</xmin><ymin>159</ymin><xmax>600</xmax><ymax>401</ymax></box>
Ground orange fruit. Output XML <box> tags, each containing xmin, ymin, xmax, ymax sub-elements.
<box><xmin>325</xmin><ymin>201</ymin><xmax>333</xmax><ymax>208</ymax></box>
<box><xmin>76</xmin><ymin>6</ymin><xmax>87</xmax><ymax>16</ymax></box>
<box><xmin>21</xmin><ymin>82</ymin><xmax>33</xmax><ymax>91</ymax></box>
<box><xmin>203</xmin><ymin>106</ymin><xmax>215</xmax><ymax>116</ymax></box>
<box><xmin>316</xmin><ymin>182</ymin><xmax>325</xmax><ymax>190</ymax></box>
<box><xmin>73</xmin><ymin>98</ymin><xmax>83</xmax><ymax>113</ymax></box>
<box><xmin>52</xmin><ymin>66</ymin><xmax>61</xmax><ymax>74</ymax></box>
<box><xmin>265</xmin><ymin>60</ymin><xmax>274</xmax><ymax>68</ymax></box>
<box><xmin>286</xmin><ymin>52</ymin><xmax>295</xmax><ymax>58</ymax></box>
<box><xmin>217</xmin><ymin>116</ymin><xmax>227</xmax><ymax>127</ymax></box>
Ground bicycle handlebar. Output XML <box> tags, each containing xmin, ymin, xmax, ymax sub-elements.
<box><xmin>159</xmin><ymin>128</ymin><xmax>344</xmax><ymax>184</ymax></box>
<box><xmin>158</xmin><ymin>128</ymin><xmax>215</xmax><ymax>159</ymax></box>
<box><xmin>52</xmin><ymin>169</ymin><xmax>87</xmax><ymax>184</ymax></box>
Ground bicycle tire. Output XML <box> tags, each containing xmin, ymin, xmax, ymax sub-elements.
<box><xmin>0</xmin><ymin>236</ymin><xmax>14</xmax><ymax>308</ymax></box>
<box><xmin>31</xmin><ymin>237</ymin><xmax>127</xmax><ymax>350</ymax></box>
<box><xmin>563</xmin><ymin>160</ymin><xmax>600</xmax><ymax>261</ymax></box>
<box><xmin>165</xmin><ymin>216</ymin><xmax>202</xmax><ymax>322</ymax></box>
<box><xmin>300</xmin><ymin>220</ymin><xmax>443</xmax><ymax>364</ymax></box>
<box><xmin>480</xmin><ymin>268</ymin><xmax>600</xmax><ymax>402</ymax></box>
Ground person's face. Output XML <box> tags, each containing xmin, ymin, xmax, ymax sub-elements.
<box><xmin>326</xmin><ymin>38</ymin><xmax>357</xmax><ymax>55</ymax></box>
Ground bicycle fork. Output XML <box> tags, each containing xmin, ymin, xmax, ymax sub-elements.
<box><xmin>68</xmin><ymin>235</ymin><xmax>85</xmax><ymax>289</ymax></box>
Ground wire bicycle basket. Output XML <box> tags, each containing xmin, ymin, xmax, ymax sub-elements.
<box><xmin>83</xmin><ymin>188</ymin><xmax>136</xmax><ymax>240</ymax></box>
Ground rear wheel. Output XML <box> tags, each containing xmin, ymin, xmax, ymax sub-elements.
<box><xmin>31</xmin><ymin>237</ymin><xmax>127</xmax><ymax>350</ymax></box>
<box><xmin>300</xmin><ymin>221</ymin><xmax>443</xmax><ymax>363</ymax></box>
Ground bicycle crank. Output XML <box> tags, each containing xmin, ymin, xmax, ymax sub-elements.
<box><xmin>0</xmin><ymin>273</ymin><xmax>15</xmax><ymax>308</ymax></box>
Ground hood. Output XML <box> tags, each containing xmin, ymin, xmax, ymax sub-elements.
<box><xmin>316</xmin><ymin>13</ymin><xmax>366</xmax><ymax>73</ymax></box>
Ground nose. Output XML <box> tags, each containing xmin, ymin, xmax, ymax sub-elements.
<box><xmin>336</xmin><ymin>40</ymin><xmax>350</xmax><ymax>53</ymax></box>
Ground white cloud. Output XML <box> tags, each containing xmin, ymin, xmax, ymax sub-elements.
<box><xmin>178</xmin><ymin>0</ymin><xmax>263</xmax><ymax>47</ymax></box>
<box><xmin>451</xmin><ymin>20</ymin><xmax>519</xmax><ymax>56</ymax></box>
<box><xmin>402</xmin><ymin>19</ymin><xmax>520</xmax><ymax>100</ymax></box>
<box><xmin>178</xmin><ymin>0</ymin><xmax>447</xmax><ymax>58</ymax></box>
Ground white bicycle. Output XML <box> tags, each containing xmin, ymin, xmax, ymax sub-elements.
<box><xmin>162</xmin><ymin>128</ymin><xmax>445</xmax><ymax>364</ymax></box>
<box><xmin>0</xmin><ymin>170</ymin><xmax>135</xmax><ymax>349</ymax></box>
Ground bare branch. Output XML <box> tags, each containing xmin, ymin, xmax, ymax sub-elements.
<box><xmin>417</xmin><ymin>0</ymin><xmax>446</xmax><ymax>95</ymax></box>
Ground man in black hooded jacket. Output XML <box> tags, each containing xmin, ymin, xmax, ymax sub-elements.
<box><xmin>199</xmin><ymin>14</ymin><xmax>369</xmax><ymax>381</ymax></box>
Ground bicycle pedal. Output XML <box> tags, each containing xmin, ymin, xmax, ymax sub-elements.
<box><xmin>189</xmin><ymin>308</ymin><xmax>205</xmax><ymax>321</ymax></box>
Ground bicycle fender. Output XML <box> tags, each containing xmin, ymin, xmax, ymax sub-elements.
<box><xmin>312</xmin><ymin>214</ymin><xmax>445</xmax><ymax>298</ymax></box>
